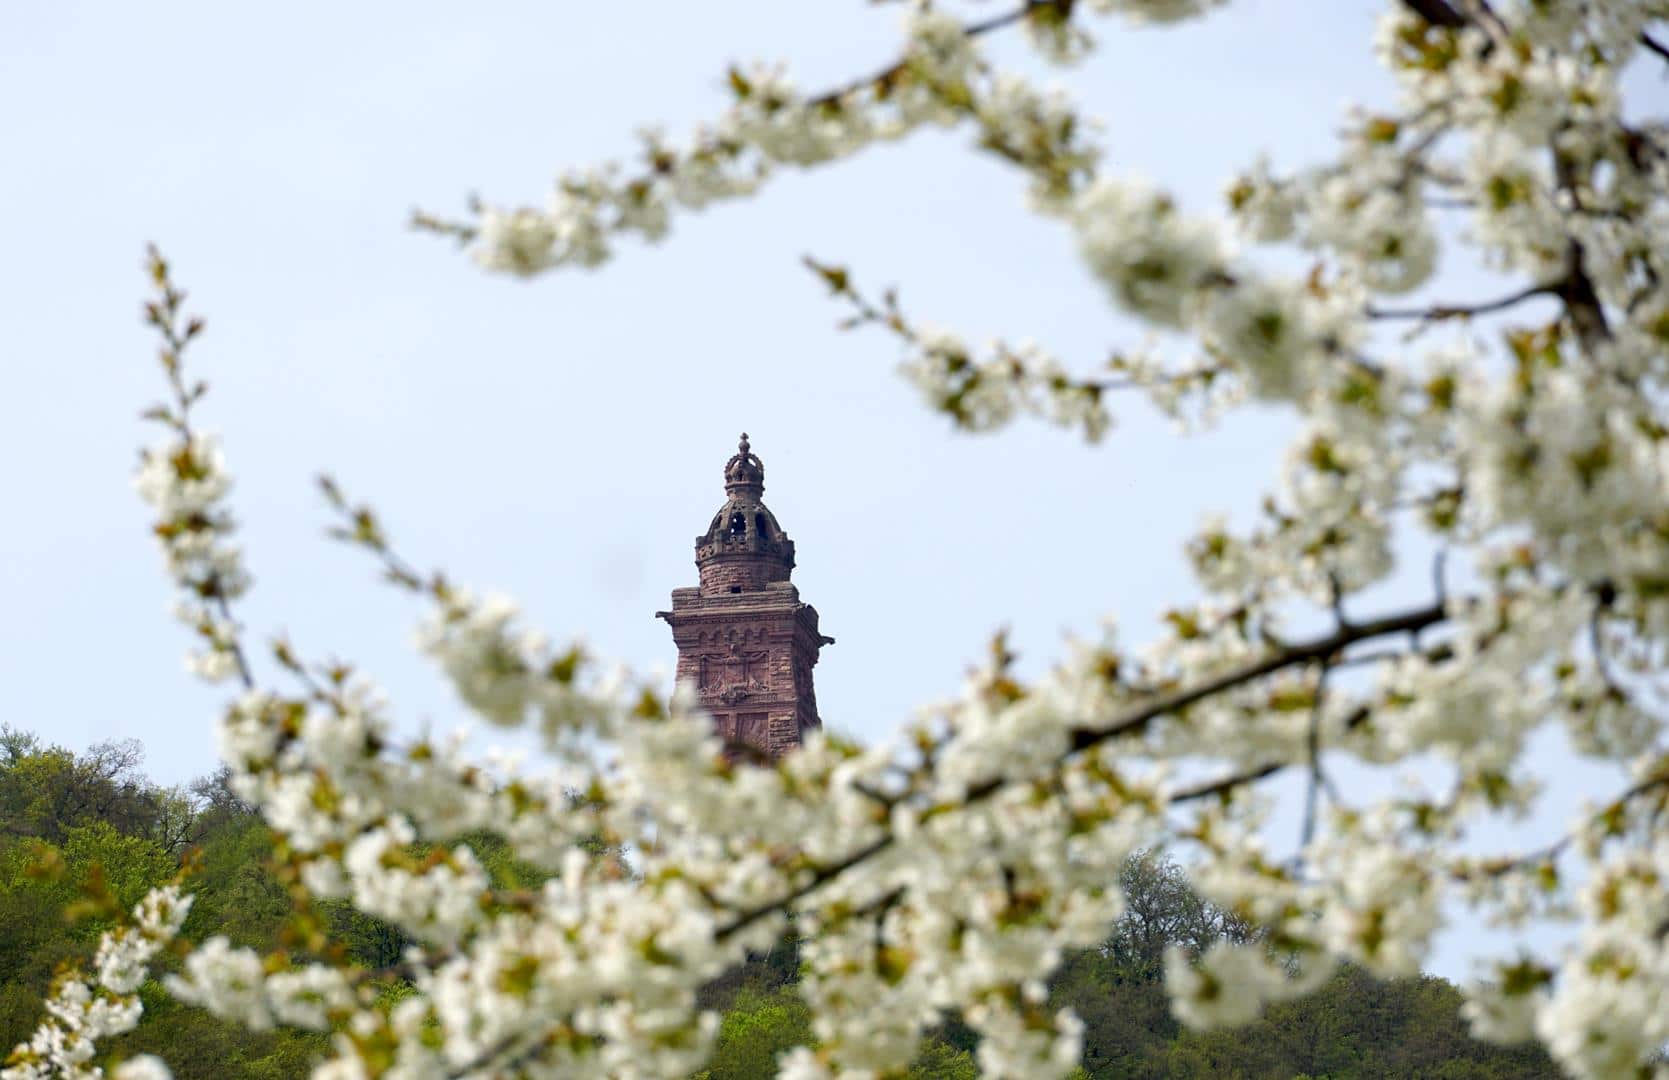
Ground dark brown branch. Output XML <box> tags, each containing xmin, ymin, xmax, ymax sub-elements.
<box><xmin>1367</xmin><ymin>282</ymin><xmax>1557</xmax><ymax>322</ymax></box>
<box><xmin>1399</xmin><ymin>0</ymin><xmax>1467</xmax><ymax>28</ymax></box>
<box><xmin>716</xmin><ymin>834</ymin><xmax>892</xmax><ymax>942</ymax></box>
<box><xmin>1171</xmin><ymin>761</ymin><xmax>1284</xmax><ymax>803</ymax></box>
<box><xmin>715</xmin><ymin>599</ymin><xmax>1451</xmax><ymax>942</ymax></box>
<box><xmin>1467</xmin><ymin>773</ymin><xmax>1669</xmax><ymax>877</ymax></box>
<box><xmin>1299</xmin><ymin>663</ymin><xmax>1337</xmax><ymax>849</ymax></box>
<box><xmin>1641</xmin><ymin>31</ymin><xmax>1669</xmax><ymax>64</ymax></box>
<box><xmin>1555</xmin><ymin>240</ymin><xmax>1612</xmax><ymax>348</ymax></box>
<box><xmin>1062</xmin><ymin>602</ymin><xmax>1448</xmax><ymax>757</ymax></box>
<box><xmin>806</xmin><ymin>2</ymin><xmax>1037</xmax><ymax>106</ymax></box>
<box><xmin>317</xmin><ymin>475</ymin><xmax>435</xmax><ymax>595</ymax></box>
<box><xmin>214</xmin><ymin>596</ymin><xmax>255</xmax><ymax>691</ymax></box>
<box><xmin>445</xmin><ymin>1033</ymin><xmax>552</xmax><ymax>1080</ymax></box>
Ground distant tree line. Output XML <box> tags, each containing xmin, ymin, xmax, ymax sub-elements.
<box><xmin>0</xmin><ymin>728</ymin><xmax>1557</xmax><ymax>1078</ymax></box>
<box><xmin>694</xmin><ymin>856</ymin><xmax>1560</xmax><ymax>1079</ymax></box>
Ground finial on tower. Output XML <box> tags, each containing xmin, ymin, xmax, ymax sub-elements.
<box><xmin>724</xmin><ymin>431</ymin><xmax>765</xmax><ymax>495</ymax></box>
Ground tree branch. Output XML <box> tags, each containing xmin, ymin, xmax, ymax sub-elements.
<box><xmin>1170</xmin><ymin>762</ymin><xmax>1283</xmax><ymax>804</ymax></box>
<box><xmin>1466</xmin><ymin>772</ymin><xmax>1669</xmax><ymax>877</ymax></box>
<box><xmin>143</xmin><ymin>247</ymin><xmax>255</xmax><ymax>692</ymax></box>
<box><xmin>1399</xmin><ymin>0</ymin><xmax>1467</xmax><ymax>28</ymax></box>
<box><xmin>1367</xmin><ymin>282</ymin><xmax>1557</xmax><ymax>322</ymax></box>
<box><xmin>1062</xmin><ymin>602</ymin><xmax>1448</xmax><ymax>757</ymax></box>
<box><xmin>715</xmin><ymin>599</ymin><xmax>1452</xmax><ymax>942</ymax></box>
<box><xmin>1299</xmin><ymin>663</ymin><xmax>1337</xmax><ymax>850</ymax></box>
<box><xmin>1555</xmin><ymin>240</ymin><xmax>1612</xmax><ymax>349</ymax></box>
<box><xmin>806</xmin><ymin>2</ymin><xmax>1038</xmax><ymax>107</ymax></box>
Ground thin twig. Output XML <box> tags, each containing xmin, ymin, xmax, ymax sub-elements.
<box><xmin>1299</xmin><ymin>663</ymin><xmax>1336</xmax><ymax>850</ymax></box>
<box><xmin>806</xmin><ymin>2</ymin><xmax>1038</xmax><ymax>107</ymax></box>
<box><xmin>1464</xmin><ymin>773</ymin><xmax>1669</xmax><ymax>877</ymax></box>
<box><xmin>144</xmin><ymin>247</ymin><xmax>255</xmax><ymax>692</ymax></box>
<box><xmin>1367</xmin><ymin>281</ymin><xmax>1557</xmax><ymax>322</ymax></box>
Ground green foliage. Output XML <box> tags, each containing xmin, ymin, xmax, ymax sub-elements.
<box><xmin>697</xmin><ymin>926</ymin><xmax>802</xmax><ymax>1015</ymax></box>
<box><xmin>178</xmin><ymin>817</ymin><xmax>291</xmax><ymax>950</ymax></box>
<box><xmin>0</xmin><ymin>730</ymin><xmax>587</xmax><ymax>1078</ymax></box>
<box><xmin>681</xmin><ymin>852</ymin><xmax>1559</xmax><ymax>1078</ymax></box>
<box><xmin>1038</xmin><ymin>862</ymin><xmax>1559</xmax><ymax>1079</ymax></box>
<box><xmin>62</xmin><ymin>821</ymin><xmax>173</xmax><ymax>913</ymax></box>
<box><xmin>103</xmin><ymin>982</ymin><xmax>327</xmax><ymax>1080</ymax></box>
<box><xmin>0</xmin><ymin>731</ymin><xmax>323</xmax><ymax>1074</ymax></box>
<box><xmin>0</xmin><ymin>728</ymin><xmax>166</xmax><ymax>844</ymax></box>
<box><xmin>1101</xmin><ymin>852</ymin><xmax>1254</xmax><ymax>982</ymax></box>
<box><xmin>696</xmin><ymin>987</ymin><xmax>812</xmax><ymax>1080</ymax></box>
<box><xmin>1151</xmin><ymin>966</ymin><xmax>1558</xmax><ymax>1079</ymax></box>
<box><xmin>906</xmin><ymin>1040</ymin><xmax>979</xmax><ymax>1079</ymax></box>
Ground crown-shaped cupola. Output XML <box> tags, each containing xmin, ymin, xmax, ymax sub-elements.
<box><xmin>695</xmin><ymin>434</ymin><xmax>796</xmax><ymax>595</ymax></box>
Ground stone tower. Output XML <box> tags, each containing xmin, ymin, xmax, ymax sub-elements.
<box><xmin>657</xmin><ymin>434</ymin><xmax>833</xmax><ymax>761</ymax></box>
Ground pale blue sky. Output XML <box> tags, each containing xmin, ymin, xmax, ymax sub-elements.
<box><xmin>2</xmin><ymin>1</ymin><xmax>1653</xmax><ymax>980</ymax></box>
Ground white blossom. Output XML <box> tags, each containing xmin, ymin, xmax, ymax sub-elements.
<box><xmin>20</xmin><ymin>2</ymin><xmax>1669</xmax><ymax>1077</ymax></box>
<box><xmin>111</xmin><ymin>1057</ymin><xmax>171</xmax><ymax>1080</ymax></box>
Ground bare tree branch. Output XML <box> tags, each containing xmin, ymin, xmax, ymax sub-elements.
<box><xmin>1367</xmin><ymin>282</ymin><xmax>1558</xmax><ymax>322</ymax></box>
<box><xmin>1399</xmin><ymin>0</ymin><xmax>1467</xmax><ymax>28</ymax></box>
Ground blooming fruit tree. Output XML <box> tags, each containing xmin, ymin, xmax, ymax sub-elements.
<box><xmin>10</xmin><ymin>1</ymin><xmax>1669</xmax><ymax>1077</ymax></box>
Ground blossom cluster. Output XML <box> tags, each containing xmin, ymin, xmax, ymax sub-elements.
<box><xmin>421</xmin><ymin>6</ymin><xmax>1109</xmax><ymax>277</ymax></box>
<box><xmin>2</xmin><ymin>886</ymin><xmax>192</xmax><ymax>1080</ymax></box>
<box><xmin>418</xmin><ymin>1</ymin><xmax>1669</xmax><ymax>1075</ymax></box>
<box><xmin>132</xmin><ymin>249</ymin><xmax>252</xmax><ymax>687</ymax></box>
<box><xmin>14</xmin><ymin>2</ymin><xmax>1669</xmax><ymax>1079</ymax></box>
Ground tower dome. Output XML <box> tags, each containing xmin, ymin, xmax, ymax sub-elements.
<box><xmin>695</xmin><ymin>433</ymin><xmax>796</xmax><ymax>595</ymax></box>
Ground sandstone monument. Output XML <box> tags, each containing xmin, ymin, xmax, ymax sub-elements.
<box><xmin>658</xmin><ymin>435</ymin><xmax>833</xmax><ymax>760</ymax></box>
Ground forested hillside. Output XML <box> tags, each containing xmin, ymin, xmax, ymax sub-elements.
<box><xmin>0</xmin><ymin>729</ymin><xmax>1558</xmax><ymax>1078</ymax></box>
